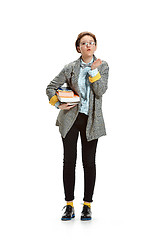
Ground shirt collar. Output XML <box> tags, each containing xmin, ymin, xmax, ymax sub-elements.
<box><xmin>81</xmin><ymin>57</ymin><xmax>94</xmax><ymax>65</ymax></box>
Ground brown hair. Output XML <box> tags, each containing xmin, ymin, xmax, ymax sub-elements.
<box><xmin>75</xmin><ymin>31</ymin><xmax>97</xmax><ymax>53</ymax></box>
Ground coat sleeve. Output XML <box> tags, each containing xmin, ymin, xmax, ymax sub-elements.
<box><xmin>88</xmin><ymin>61</ymin><xmax>109</xmax><ymax>98</ymax></box>
<box><xmin>46</xmin><ymin>67</ymin><xmax>67</xmax><ymax>106</ymax></box>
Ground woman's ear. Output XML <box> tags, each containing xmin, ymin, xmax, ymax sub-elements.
<box><xmin>77</xmin><ymin>46</ymin><xmax>81</xmax><ymax>53</ymax></box>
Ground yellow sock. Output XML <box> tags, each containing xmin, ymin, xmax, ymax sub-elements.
<box><xmin>67</xmin><ymin>201</ymin><xmax>73</xmax><ymax>207</ymax></box>
<box><xmin>84</xmin><ymin>202</ymin><xmax>91</xmax><ymax>208</ymax></box>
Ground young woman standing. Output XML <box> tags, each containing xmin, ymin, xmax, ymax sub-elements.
<box><xmin>46</xmin><ymin>32</ymin><xmax>109</xmax><ymax>221</ymax></box>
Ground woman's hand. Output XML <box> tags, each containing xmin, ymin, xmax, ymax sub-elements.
<box><xmin>58</xmin><ymin>103</ymin><xmax>77</xmax><ymax>110</ymax></box>
<box><xmin>91</xmin><ymin>58</ymin><xmax>102</xmax><ymax>70</ymax></box>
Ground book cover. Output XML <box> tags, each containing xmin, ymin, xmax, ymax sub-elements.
<box><xmin>56</xmin><ymin>83</ymin><xmax>80</xmax><ymax>104</ymax></box>
<box><xmin>57</xmin><ymin>87</ymin><xmax>74</xmax><ymax>98</ymax></box>
<box><xmin>57</xmin><ymin>93</ymin><xmax>80</xmax><ymax>103</ymax></box>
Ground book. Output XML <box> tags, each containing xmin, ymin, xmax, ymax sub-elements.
<box><xmin>57</xmin><ymin>87</ymin><xmax>74</xmax><ymax>98</ymax></box>
<box><xmin>57</xmin><ymin>92</ymin><xmax>80</xmax><ymax>104</ymax></box>
<box><xmin>56</xmin><ymin>83</ymin><xmax>80</xmax><ymax>104</ymax></box>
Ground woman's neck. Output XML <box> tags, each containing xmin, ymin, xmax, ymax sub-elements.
<box><xmin>81</xmin><ymin>55</ymin><xmax>93</xmax><ymax>63</ymax></box>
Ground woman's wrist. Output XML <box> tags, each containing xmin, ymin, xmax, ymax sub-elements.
<box><xmin>88</xmin><ymin>68</ymin><xmax>98</xmax><ymax>77</ymax></box>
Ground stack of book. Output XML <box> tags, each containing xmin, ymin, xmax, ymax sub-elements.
<box><xmin>56</xmin><ymin>84</ymin><xmax>80</xmax><ymax>105</ymax></box>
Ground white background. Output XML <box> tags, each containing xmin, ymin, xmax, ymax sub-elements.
<box><xmin>0</xmin><ymin>0</ymin><xmax>160</xmax><ymax>239</ymax></box>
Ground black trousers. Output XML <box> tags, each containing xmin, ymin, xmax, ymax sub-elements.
<box><xmin>62</xmin><ymin>113</ymin><xmax>98</xmax><ymax>202</ymax></box>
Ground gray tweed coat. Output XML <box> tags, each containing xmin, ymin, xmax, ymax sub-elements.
<box><xmin>46</xmin><ymin>55</ymin><xmax>109</xmax><ymax>141</ymax></box>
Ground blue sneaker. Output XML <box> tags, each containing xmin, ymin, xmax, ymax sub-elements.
<box><xmin>81</xmin><ymin>205</ymin><xmax>92</xmax><ymax>221</ymax></box>
<box><xmin>61</xmin><ymin>205</ymin><xmax>75</xmax><ymax>221</ymax></box>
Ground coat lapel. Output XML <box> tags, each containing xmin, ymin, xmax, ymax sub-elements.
<box><xmin>71</xmin><ymin>57</ymin><xmax>81</xmax><ymax>95</ymax></box>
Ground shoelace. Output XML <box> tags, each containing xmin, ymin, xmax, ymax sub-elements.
<box><xmin>62</xmin><ymin>205</ymin><xmax>72</xmax><ymax>211</ymax></box>
<box><xmin>62</xmin><ymin>206</ymin><xmax>66</xmax><ymax>211</ymax></box>
<box><xmin>82</xmin><ymin>205</ymin><xmax>90</xmax><ymax>215</ymax></box>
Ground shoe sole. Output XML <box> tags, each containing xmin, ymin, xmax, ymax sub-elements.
<box><xmin>61</xmin><ymin>214</ymin><xmax>75</xmax><ymax>221</ymax></box>
<box><xmin>81</xmin><ymin>217</ymin><xmax>92</xmax><ymax>221</ymax></box>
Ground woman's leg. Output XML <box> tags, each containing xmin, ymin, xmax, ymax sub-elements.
<box><xmin>79</xmin><ymin>114</ymin><xmax>98</xmax><ymax>202</ymax></box>
<box><xmin>62</xmin><ymin>122</ymin><xmax>79</xmax><ymax>201</ymax></box>
<box><xmin>81</xmin><ymin>136</ymin><xmax>98</xmax><ymax>202</ymax></box>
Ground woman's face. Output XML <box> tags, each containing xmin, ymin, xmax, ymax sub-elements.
<box><xmin>78</xmin><ymin>35</ymin><xmax>97</xmax><ymax>59</ymax></box>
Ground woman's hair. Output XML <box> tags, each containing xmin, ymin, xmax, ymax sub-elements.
<box><xmin>75</xmin><ymin>31</ymin><xmax>97</xmax><ymax>53</ymax></box>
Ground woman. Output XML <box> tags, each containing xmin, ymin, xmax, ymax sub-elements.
<box><xmin>46</xmin><ymin>32</ymin><xmax>109</xmax><ymax>221</ymax></box>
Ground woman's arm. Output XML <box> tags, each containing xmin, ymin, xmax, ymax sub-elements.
<box><xmin>46</xmin><ymin>67</ymin><xmax>76</xmax><ymax>110</ymax></box>
<box><xmin>89</xmin><ymin>60</ymin><xmax>109</xmax><ymax>98</ymax></box>
<box><xmin>46</xmin><ymin>68</ymin><xmax>67</xmax><ymax>106</ymax></box>
<box><xmin>58</xmin><ymin>103</ymin><xmax>76</xmax><ymax>110</ymax></box>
